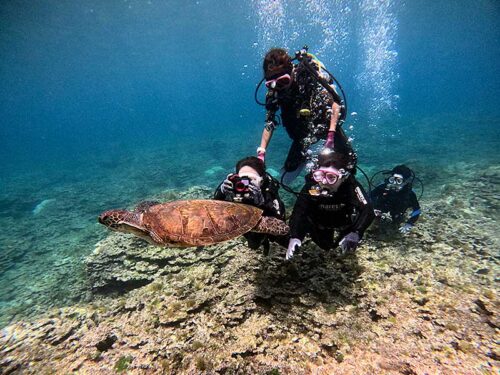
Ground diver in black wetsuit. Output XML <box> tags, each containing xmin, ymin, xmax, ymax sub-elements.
<box><xmin>213</xmin><ymin>156</ymin><xmax>287</xmax><ymax>253</ymax></box>
<box><xmin>370</xmin><ymin>165</ymin><xmax>421</xmax><ymax>234</ymax></box>
<box><xmin>255</xmin><ymin>47</ymin><xmax>356</xmax><ymax>184</ymax></box>
<box><xmin>285</xmin><ymin>150</ymin><xmax>374</xmax><ymax>259</ymax></box>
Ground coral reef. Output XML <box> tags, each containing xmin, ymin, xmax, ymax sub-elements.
<box><xmin>0</xmin><ymin>164</ymin><xmax>498</xmax><ymax>374</ymax></box>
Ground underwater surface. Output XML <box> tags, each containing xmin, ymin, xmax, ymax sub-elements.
<box><xmin>0</xmin><ymin>0</ymin><xmax>499</xmax><ymax>373</ymax></box>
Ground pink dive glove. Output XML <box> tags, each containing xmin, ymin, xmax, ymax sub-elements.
<box><xmin>324</xmin><ymin>131</ymin><xmax>335</xmax><ymax>149</ymax></box>
<box><xmin>257</xmin><ymin>147</ymin><xmax>266</xmax><ymax>162</ymax></box>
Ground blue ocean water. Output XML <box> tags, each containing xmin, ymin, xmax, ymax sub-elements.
<box><xmin>0</xmin><ymin>0</ymin><xmax>498</xmax><ymax>326</ymax></box>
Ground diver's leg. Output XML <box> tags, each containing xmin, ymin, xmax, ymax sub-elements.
<box><xmin>244</xmin><ymin>233</ymin><xmax>265</xmax><ymax>250</ymax></box>
<box><xmin>281</xmin><ymin>141</ymin><xmax>306</xmax><ymax>184</ymax></box>
<box><xmin>262</xmin><ymin>237</ymin><xmax>270</xmax><ymax>256</ymax></box>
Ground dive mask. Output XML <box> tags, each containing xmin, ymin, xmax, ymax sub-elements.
<box><xmin>265</xmin><ymin>73</ymin><xmax>292</xmax><ymax>90</ymax></box>
<box><xmin>311</xmin><ymin>167</ymin><xmax>349</xmax><ymax>194</ymax></box>
<box><xmin>312</xmin><ymin>168</ymin><xmax>342</xmax><ymax>185</ymax></box>
<box><xmin>386</xmin><ymin>173</ymin><xmax>406</xmax><ymax>191</ymax></box>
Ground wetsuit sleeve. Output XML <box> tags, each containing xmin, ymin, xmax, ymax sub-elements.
<box><xmin>213</xmin><ymin>183</ymin><xmax>225</xmax><ymax>200</ymax></box>
<box><xmin>349</xmin><ymin>180</ymin><xmax>375</xmax><ymax>238</ymax></box>
<box><xmin>289</xmin><ymin>184</ymin><xmax>312</xmax><ymax>241</ymax></box>
<box><xmin>406</xmin><ymin>190</ymin><xmax>421</xmax><ymax>225</ymax></box>
<box><xmin>315</xmin><ymin>84</ymin><xmax>353</xmax><ymax>158</ymax></box>
<box><xmin>264</xmin><ymin>91</ymin><xmax>279</xmax><ymax>131</ymax></box>
<box><xmin>369</xmin><ymin>184</ymin><xmax>385</xmax><ymax>206</ymax></box>
<box><xmin>213</xmin><ymin>182</ymin><xmax>234</xmax><ymax>202</ymax></box>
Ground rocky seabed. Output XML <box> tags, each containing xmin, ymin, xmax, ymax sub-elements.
<box><xmin>0</xmin><ymin>166</ymin><xmax>498</xmax><ymax>374</ymax></box>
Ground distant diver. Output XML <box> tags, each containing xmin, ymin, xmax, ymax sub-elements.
<box><xmin>214</xmin><ymin>156</ymin><xmax>288</xmax><ymax>254</ymax></box>
<box><xmin>254</xmin><ymin>46</ymin><xmax>357</xmax><ymax>184</ymax></box>
<box><xmin>285</xmin><ymin>149</ymin><xmax>374</xmax><ymax>260</ymax></box>
<box><xmin>370</xmin><ymin>165</ymin><xmax>422</xmax><ymax>234</ymax></box>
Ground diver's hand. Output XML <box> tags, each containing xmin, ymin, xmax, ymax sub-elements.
<box><xmin>324</xmin><ymin>130</ymin><xmax>335</xmax><ymax>149</ymax></box>
<box><xmin>399</xmin><ymin>223</ymin><xmax>413</xmax><ymax>234</ymax></box>
<box><xmin>380</xmin><ymin>212</ymin><xmax>392</xmax><ymax>221</ymax></box>
<box><xmin>286</xmin><ymin>238</ymin><xmax>301</xmax><ymax>260</ymax></box>
<box><xmin>257</xmin><ymin>147</ymin><xmax>266</xmax><ymax>162</ymax></box>
<box><xmin>339</xmin><ymin>232</ymin><xmax>360</xmax><ymax>254</ymax></box>
<box><xmin>374</xmin><ymin>209</ymin><xmax>382</xmax><ymax>217</ymax></box>
<box><xmin>247</xmin><ymin>184</ymin><xmax>265</xmax><ymax>206</ymax></box>
<box><xmin>220</xmin><ymin>174</ymin><xmax>234</xmax><ymax>194</ymax></box>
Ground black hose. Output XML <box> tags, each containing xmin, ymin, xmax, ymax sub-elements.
<box><xmin>414</xmin><ymin>176</ymin><xmax>425</xmax><ymax>200</ymax></box>
<box><xmin>369</xmin><ymin>170</ymin><xmax>391</xmax><ymax>193</ymax></box>
<box><xmin>320</xmin><ymin>65</ymin><xmax>348</xmax><ymax>121</ymax></box>
<box><xmin>355</xmin><ymin>165</ymin><xmax>372</xmax><ymax>193</ymax></box>
<box><xmin>254</xmin><ymin>77</ymin><xmax>266</xmax><ymax>106</ymax></box>
<box><xmin>277</xmin><ymin>174</ymin><xmax>309</xmax><ymax>197</ymax></box>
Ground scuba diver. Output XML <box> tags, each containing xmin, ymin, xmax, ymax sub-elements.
<box><xmin>255</xmin><ymin>46</ymin><xmax>357</xmax><ymax>184</ymax></box>
<box><xmin>213</xmin><ymin>156</ymin><xmax>288</xmax><ymax>253</ymax></box>
<box><xmin>286</xmin><ymin>149</ymin><xmax>374</xmax><ymax>260</ymax></box>
<box><xmin>370</xmin><ymin>165</ymin><xmax>421</xmax><ymax>234</ymax></box>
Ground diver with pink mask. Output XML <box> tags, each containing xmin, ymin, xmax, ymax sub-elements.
<box><xmin>255</xmin><ymin>47</ymin><xmax>357</xmax><ymax>184</ymax></box>
<box><xmin>286</xmin><ymin>150</ymin><xmax>374</xmax><ymax>260</ymax></box>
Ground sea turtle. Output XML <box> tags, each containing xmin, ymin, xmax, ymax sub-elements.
<box><xmin>98</xmin><ymin>199</ymin><xmax>289</xmax><ymax>247</ymax></box>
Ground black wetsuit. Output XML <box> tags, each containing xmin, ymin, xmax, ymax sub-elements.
<box><xmin>370</xmin><ymin>184</ymin><xmax>421</xmax><ymax>225</ymax></box>
<box><xmin>289</xmin><ymin>175</ymin><xmax>374</xmax><ymax>250</ymax></box>
<box><xmin>265</xmin><ymin>64</ymin><xmax>356</xmax><ymax>172</ymax></box>
<box><xmin>213</xmin><ymin>173</ymin><xmax>287</xmax><ymax>251</ymax></box>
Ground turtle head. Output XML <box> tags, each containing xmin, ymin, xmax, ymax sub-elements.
<box><xmin>98</xmin><ymin>209</ymin><xmax>131</xmax><ymax>229</ymax></box>
<box><xmin>98</xmin><ymin>209</ymin><xmax>147</xmax><ymax>236</ymax></box>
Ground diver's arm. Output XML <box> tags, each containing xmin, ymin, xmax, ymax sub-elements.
<box><xmin>324</xmin><ymin>99</ymin><xmax>341</xmax><ymax>148</ymax></box>
<box><xmin>328</xmin><ymin>101</ymin><xmax>341</xmax><ymax>133</ymax></box>
<box><xmin>213</xmin><ymin>183</ymin><xmax>226</xmax><ymax>200</ymax></box>
<box><xmin>369</xmin><ymin>184</ymin><xmax>385</xmax><ymax>205</ymax></box>
<box><xmin>259</xmin><ymin>127</ymin><xmax>274</xmax><ymax>151</ymax></box>
<box><xmin>350</xmin><ymin>180</ymin><xmax>375</xmax><ymax>237</ymax></box>
<box><xmin>406</xmin><ymin>191</ymin><xmax>421</xmax><ymax>226</ymax></box>
<box><xmin>213</xmin><ymin>175</ymin><xmax>235</xmax><ymax>202</ymax></box>
<box><xmin>259</xmin><ymin>93</ymin><xmax>279</xmax><ymax>156</ymax></box>
<box><xmin>289</xmin><ymin>185</ymin><xmax>311</xmax><ymax>241</ymax></box>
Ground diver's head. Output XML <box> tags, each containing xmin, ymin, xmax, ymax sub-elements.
<box><xmin>263</xmin><ymin>48</ymin><xmax>293</xmax><ymax>91</ymax></box>
<box><xmin>235</xmin><ymin>156</ymin><xmax>265</xmax><ymax>187</ymax></box>
<box><xmin>386</xmin><ymin>165</ymin><xmax>413</xmax><ymax>192</ymax></box>
<box><xmin>312</xmin><ymin>149</ymin><xmax>350</xmax><ymax>193</ymax></box>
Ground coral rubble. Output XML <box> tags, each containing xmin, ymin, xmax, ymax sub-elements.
<box><xmin>0</xmin><ymin>165</ymin><xmax>498</xmax><ymax>374</ymax></box>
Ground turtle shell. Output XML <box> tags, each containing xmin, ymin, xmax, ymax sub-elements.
<box><xmin>141</xmin><ymin>199</ymin><xmax>263</xmax><ymax>247</ymax></box>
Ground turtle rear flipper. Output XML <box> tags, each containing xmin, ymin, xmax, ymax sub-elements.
<box><xmin>252</xmin><ymin>216</ymin><xmax>289</xmax><ymax>236</ymax></box>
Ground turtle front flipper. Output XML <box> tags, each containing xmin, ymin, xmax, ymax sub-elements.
<box><xmin>251</xmin><ymin>216</ymin><xmax>289</xmax><ymax>236</ymax></box>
